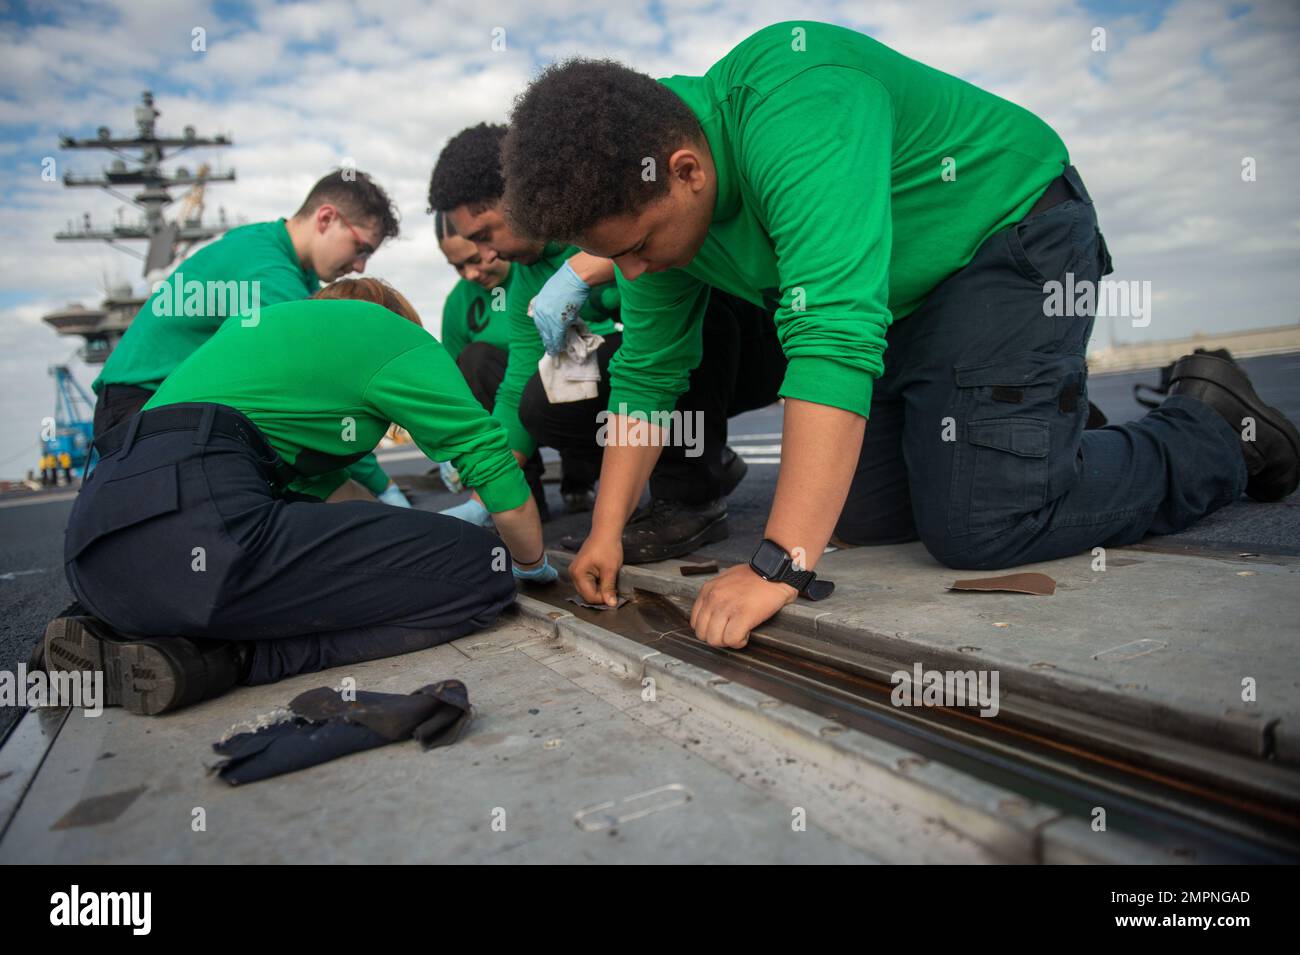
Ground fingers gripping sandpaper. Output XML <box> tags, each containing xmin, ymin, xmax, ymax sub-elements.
<box><xmin>210</xmin><ymin>680</ymin><xmax>473</xmax><ymax>785</ymax></box>
<box><xmin>566</xmin><ymin>594</ymin><xmax>631</xmax><ymax>611</ymax></box>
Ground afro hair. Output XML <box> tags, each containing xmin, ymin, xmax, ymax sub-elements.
<box><xmin>427</xmin><ymin>123</ymin><xmax>508</xmax><ymax>214</ymax></box>
<box><xmin>501</xmin><ymin>58</ymin><xmax>704</xmax><ymax>241</ymax></box>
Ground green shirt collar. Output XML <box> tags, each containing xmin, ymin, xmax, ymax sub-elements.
<box><xmin>275</xmin><ymin>217</ymin><xmax>320</xmax><ymax>288</ymax></box>
<box><xmin>541</xmin><ymin>241</ymin><xmax>571</xmax><ymax>267</ymax></box>
<box><xmin>659</xmin><ymin>74</ymin><xmax>740</xmax><ymax>225</ymax></box>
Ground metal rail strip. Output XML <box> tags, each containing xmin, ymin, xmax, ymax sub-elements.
<box><xmin>533</xmin><ymin>588</ymin><xmax>1300</xmax><ymax>863</ymax></box>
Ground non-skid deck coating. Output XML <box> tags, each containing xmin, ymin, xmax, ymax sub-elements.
<box><xmin>0</xmin><ymin>616</ymin><xmax>1012</xmax><ymax>864</ymax></box>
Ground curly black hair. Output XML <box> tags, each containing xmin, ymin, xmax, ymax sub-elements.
<box><xmin>296</xmin><ymin>169</ymin><xmax>400</xmax><ymax>240</ymax></box>
<box><xmin>427</xmin><ymin>123</ymin><xmax>508</xmax><ymax>214</ymax></box>
<box><xmin>501</xmin><ymin>59</ymin><xmax>704</xmax><ymax>241</ymax></box>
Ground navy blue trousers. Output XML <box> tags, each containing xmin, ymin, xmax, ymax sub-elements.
<box><xmin>64</xmin><ymin>405</ymin><xmax>516</xmax><ymax>685</ymax></box>
<box><xmin>835</xmin><ymin>167</ymin><xmax>1247</xmax><ymax>567</ymax></box>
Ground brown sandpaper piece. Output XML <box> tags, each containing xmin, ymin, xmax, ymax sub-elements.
<box><xmin>679</xmin><ymin>562</ymin><xmax>719</xmax><ymax>576</ymax></box>
<box><xmin>948</xmin><ymin>572</ymin><xmax>1056</xmax><ymax>596</ymax></box>
<box><xmin>566</xmin><ymin>594</ymin><xmax>631</xmax><ymax>611</ymax></box>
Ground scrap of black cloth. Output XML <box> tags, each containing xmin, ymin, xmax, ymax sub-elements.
<box><xmin>211</xmin><ymin>680</ymin><xmax>472</xmax><ymax>785</ymax></box>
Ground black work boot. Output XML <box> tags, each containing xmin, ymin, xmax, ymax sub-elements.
<box><xmin>562</xmin><ymin>486</ymin><xmax>596</xmax><ymax>513</ymax></box>
<box><xmin>42</xmin><ymin>613</ymin><xmax>246</xmax><ymax>716</ymax></box>
<box><xmin>720</xmin><ymin>446</ymin><xmax>748</xmax><ymax>496</ymax></box>
<box><xmin>620</xmin><ymin>497</ymin><xmax>730</xmax><ymax>564</ymax></box>
<box><xmin>1167</xmin><ymin>352</ymin><xmax>1300</xmax><ymax>502</ymax></box>
<box><xmin>28</xmin><ymin>600</ymin><xmax>87</xmax><ymax>673</ymax></box>
<box><xmin>1134</xmin><ymin>347</ymin><xmax>1235</xmax><ymax>409</ymax></box>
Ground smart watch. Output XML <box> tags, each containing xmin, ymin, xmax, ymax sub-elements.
<box><xmin>749</xmin><ymin>538</ymin><xmax>835</xmax><ymax>601</ymax></box>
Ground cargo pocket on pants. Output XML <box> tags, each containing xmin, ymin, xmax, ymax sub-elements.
<box><xmin>960</xmin><ymin>417</ymin><xmax>1049</xmax><ymax>532</ymax></box>
<box><xmin>65</xmin><ymin>462</ymin><xmax>181</xmax><ymax>561</ymax></box>
<box><xmin>947</xmin><ymin>351</ymin><xmax>1083</xmax><ymax>537</ymax></box>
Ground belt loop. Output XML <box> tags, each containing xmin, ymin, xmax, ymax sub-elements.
<box><xmin>194</xmin><ymin>403</ymin><xmax>217</xmax><ymax>447</ymax></box>
<box><xmin>119</xmin><ymin>412</ymin><xmax>144</xmax><ymax>459</ymax></box>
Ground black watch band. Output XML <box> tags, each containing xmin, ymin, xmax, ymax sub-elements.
<box><xmin>749</xmin><ymin>538</ymin><xmax>835</xmax><ymax>601</ymax></box>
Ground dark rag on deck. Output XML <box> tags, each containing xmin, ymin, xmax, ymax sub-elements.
<box><xmin>211</xmin><ymin>680</ymin><xmax>473</xmax><ymax>785</ymax></box>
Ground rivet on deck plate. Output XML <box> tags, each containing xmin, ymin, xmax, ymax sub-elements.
<box><xmin>998</xmin><ymin>797</ymin><xmax>1030</xmax><ymax>816</ymax></box>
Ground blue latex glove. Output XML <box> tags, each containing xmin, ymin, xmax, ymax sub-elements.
<box><xmin>377</xmin><ymin>483</ymin><xmax>412</xmax><ymax>508</ymax></box>
<box><xmin>438</xmin><ymin>460</ymin><xmax>464</xmax><ymax>493</ymax></box>
<box><xmin>440</xmin><ymin>497</ymin><xmax>492</xmax><ymax>527</ymax></box>
<box><xmin>512</xmin><ymin>553</ymin><xmax>558</xmax><ymax>584</ymax></box>
<box><xmin>531</xmin><ymin>261</ymin><xmax>590</xmax><ymax>355</ymax></box>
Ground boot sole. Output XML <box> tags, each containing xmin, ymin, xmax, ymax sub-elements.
<box><xmin>624</xmin><ymin>515</ymin><xmax>730</xmax><ymax>565</ymax></box>
<box><xmin>1172</xmin><ymin>355</ymin><xmax>1300</xmax><ymax>501</ymax></box>
<box><xmin>43</xmin><ymin>617</ymin><xmax>182</xmax><ymax>716</ymax></box>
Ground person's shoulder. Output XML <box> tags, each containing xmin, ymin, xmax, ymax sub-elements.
<box><xmin>181</xmin><ymin>220</ymin><xmax>281</xmax><ymax>266</ymax></box>
<box><xmin>332</xmin><ymin>299</ymin><xmax>434</xmax><ymax>338</ymax></box>
<box><xmin>215</xmin><ymin>218</ymin><xmax>281</xmax><ymax>245</ymax></box>
<box><xmin>710</xmin><ymin>21</ymin><xmax>881</xmax><ymax>94</ymax></box>
<box><xmin>449</xmin><ymin>277</ymin><xmax>479</xmax><ymax>299</ymax></box>
<box><xmin>513</xmin><ymin>244</ymin><xmax>569</xmax><ymax>288</ymax></box>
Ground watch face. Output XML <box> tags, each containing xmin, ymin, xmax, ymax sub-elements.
<box><xmin>751</xmin><ymin>540</ymin><xmax>788</xmax><ymax>579</ymax></box>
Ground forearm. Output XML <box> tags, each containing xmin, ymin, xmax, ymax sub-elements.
<box><xmin>567</xmin><ymin>252</ymin><xmax>614</xmax><ymax>287</ymax></box>
<box><xmin>764</xmin><ymin>398</ymin><xmax>865</xmax><ymax>571</ymax></box>
<box><xmin>489</xmin><ymin>495</ymin><xmax>546</xmax><ymax>567</ymax></box>
<box><xmin>589</xmin><ymin>417</ymin><xmax>665</xmax><ymax>540</ymax></box>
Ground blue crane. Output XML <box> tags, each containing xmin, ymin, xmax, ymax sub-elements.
<box><xmin>44</xmin><ymin>364</ymin><xmax>95</xmax><ymax>478</ymax></box>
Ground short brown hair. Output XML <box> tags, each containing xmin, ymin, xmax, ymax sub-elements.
<box><xmin>311</xmin><ymin>278</ymin><xmax>423</xmax><ymax>327</ymax></box>
<box><xmin>296</xmin><ymin>169</ymin><xmax>401</xmax><ymax>242</ymax></box>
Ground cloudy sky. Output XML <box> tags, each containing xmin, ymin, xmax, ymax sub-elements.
<box><xmin>1</xmin><ymin>0</ymin><xmax>1297</xmax><ymax>477</ymax></box>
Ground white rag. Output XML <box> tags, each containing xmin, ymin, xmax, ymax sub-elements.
<box><xmin>537</xmin><ymin>318</ymin><xmax>604</xmax><ymax>403</ymax></box>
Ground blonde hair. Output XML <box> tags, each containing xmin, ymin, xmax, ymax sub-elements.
<box><xmin>311</xmin><ymin>278</ymin><xmax>424</xmax><ymax>327</ymax></box>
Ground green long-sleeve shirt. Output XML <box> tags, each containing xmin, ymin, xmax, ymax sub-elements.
<box><xmin>440</xmin><ymin>270</ymin><xmax>514</xmax><ymax>360</ymax></box>
<box><xmin>94</xmin><ymin>218</ymin><xmax>391</xmax><ymax>495</ymax></box>
<box><xmin>609</xmin><ymin>20</ymin><xmax>1069</xmax><ymax>420</ymax></box>
<box><xmin>492</xmin><ymin>243</ymin><xmax>621</xmax><ymax>457</ymax></box>
<box><xmin>143</xmin><ymin>300</ymin><xmax>531</xmax><ymax>510</ymax></box>
<box><xmin>96</xmin><ymin>219</ymin><xmax>319</xmax><ymax>392</ymax></box>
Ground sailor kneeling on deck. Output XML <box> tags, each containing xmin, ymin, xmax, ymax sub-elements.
<box><xmin>41</xmin><ymin>279</ymin><xmax>553</xmax><ymax>715</ymax></box>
